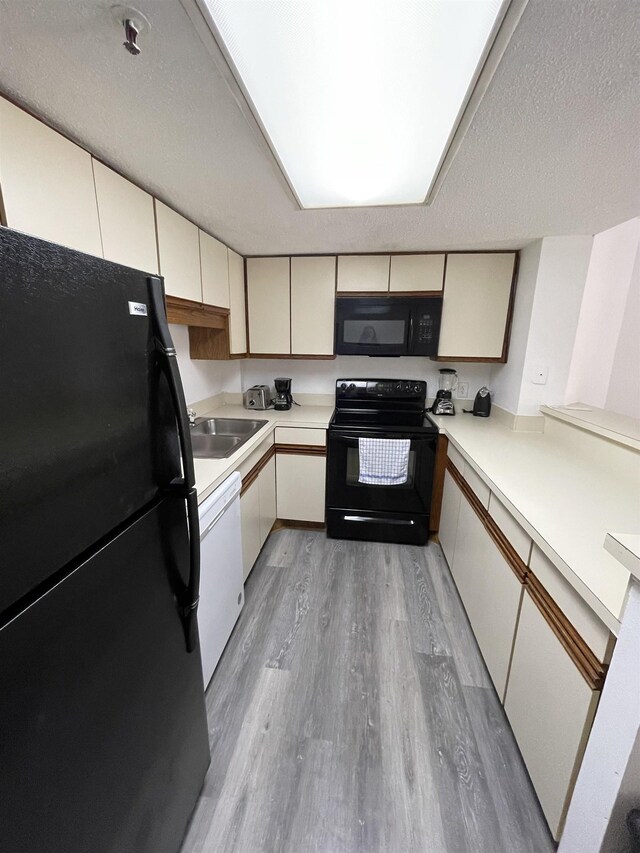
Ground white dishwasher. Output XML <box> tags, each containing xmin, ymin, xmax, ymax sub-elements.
<box><xmin>197</xmin><ymin>472</ymin><xmax>244</xmax><ymax>689</ymax></box>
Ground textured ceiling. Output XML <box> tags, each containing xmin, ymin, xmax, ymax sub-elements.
<box><xmin>0</xmin><ymin>0</ymin><xmax>638</xmax><ymax>255</ymax></box>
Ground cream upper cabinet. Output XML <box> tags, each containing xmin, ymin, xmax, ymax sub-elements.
<box><xmin>291</xmin><ymin>256</ymin><xmax>336</xmax><ymax>355</ymax></box>
<box><xmin>451</xmin><ymin>495</ymin><xmax>523</xmax><ymax>699</ymax></box>
<box><xmin>155</xmin><ymin>200</ymin><xmax>202</xmax><ymax>302</ymax></box>
<box><xmin>199</xmin><ymin>230</ymin><xmax>230</xmax><ymax>308</ymax></box>
<box><xmin>227</xmin><ymin>249</ymin><xmax>247</xmax><ymax>355</ymax></box>
<box><xmin>504</xmin><ymin>594</ymin><xmax>599</xmax><ymax>839</ymax></box>
<box><xmin>389</xmin><ymin>254</ymin><xmax>445</xmax><ymax>292</ymax></box>
<box><xmin>438</xmin><ymin>253</ymin><xmax>516</xmax><ymax>360</ymax></box>
<box><xmin>337</xmin><ymin>255</ymin><xmax>390</xmax><ymax>292</ymax></box>
<box><xmin>246</xmin><ymin>257</ymin><xmax>291</xmax><ymax>355</ymax></box>
<box><xmin>0</xmin><ymin>97</ymin><xmax>102</xmax><ymax>256</ymax></box>
<box><xmin>92</xmin><ymin>161</ymin><xmax>158</xmax><ymax>273</ymax></box>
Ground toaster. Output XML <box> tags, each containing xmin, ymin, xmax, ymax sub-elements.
<box><xmin>244</xmin><ymin>385</ymin><xmax>271</xmax><ymax>410</ymax></box>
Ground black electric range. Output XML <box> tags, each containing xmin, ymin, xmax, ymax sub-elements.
<box><xmin>326</xmin><ymin>379</ymin><xmax>439</xmax><ymax>545</ymax></box>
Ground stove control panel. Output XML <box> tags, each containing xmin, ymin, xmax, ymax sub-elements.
<box><xmin>336</xmin><ymin>378</ymin><xmax>426</xmax><ymax>401</ymax></box>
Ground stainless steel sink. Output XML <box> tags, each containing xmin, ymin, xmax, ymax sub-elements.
<box><xmin>190</xmin><ymin>417</ymin><xmax>268</xmax><ymax>459</ymax></box>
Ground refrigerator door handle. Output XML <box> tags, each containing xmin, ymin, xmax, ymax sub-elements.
<box><xmin>148</xmin><ymin>277</ymin><xmax>201</xmax><ymax>653</ymax></box>
<box><xmin>147</xmin><ymin>276</ymin><xmax>196</xmax><ymax>492</ymax></box>
<box><xmin>180</xmin><ymin>486</ymin><xmax>201</xmax><ymax>653</ymax></box>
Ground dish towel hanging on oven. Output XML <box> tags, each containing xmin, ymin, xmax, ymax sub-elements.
<box><xmin>358</xmin><ymin>437</ymin><xmax>411</xmax><ymax>485</ymax></box>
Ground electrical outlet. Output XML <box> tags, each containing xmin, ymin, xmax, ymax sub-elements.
<box><xmin>457</xmin><ymin>381</ymin><xmax>469</xmax><ymax>398</ymax></box>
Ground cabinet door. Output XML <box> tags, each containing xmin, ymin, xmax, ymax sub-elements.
<box><xmin>290</xmin><ymin>256</ymin><xmax>336</xmax><ymax>355</ymax></box>
<box><xmin>504</xmin><ymin>594</ymin><xmax>599</xmax><ymax>839</ymax></box>
<box><xmin>451</xmin><ymin>496</ymin><xmax>523</xmax><ymax>699</ymax></box>
<box><xmin>276</xmin><ymin>455</ymin><xmax>326</xmax><ymax>523</ymax></box>
<box><xmin>246</xmin><ymin>257</ymin><xmax>290</xmax><ymax>355</ymax></box>
<box><xmin>93</xmin><ymin>161</ymin><xmax>158</xmax><ymax>273</ymax></box>
<box><xmin>389</xmin><ymin>254</ymin><xmax>444</xmax><ymax>292</ymax></box>
<box><xmin>439</xmin><ymin>469</ymin><xmax>461</xmax><ymax>568</ymax></box>
<box><xmin>155</xmin><ymin>201</ymin><xmax>202</xmax><ymax>302</ymax></box>
<box><xmin>240</xmin><ymin>481</ymin><xmax>261</xmax><ymax>581</ymax></box>
<box><xmin>228</xmin><ymin>249</ymin><xmax>247</xmax><ymax>355</ymax></box>
<box><xmin>438</xmin><ymin>253</ymin><xmax>515</xmax><ymax>359</ymax></box>
<box><xmin>258</xmin><ymin>456</ymin><xmax>276</xmax><ymax>545</ymax></box>
<box><xmin>0</xmin><ymin>98</ymin><xmax>102</xmax><ymax>256</ymax></box>
<box><xmin>337</xmin><ymin>255</ymin><xmax>389</xmax><ymax>292</ymax></box>
<box><xmin>199</xmin><ymin>230</ymin><xmax>229</xmax><ymax>308</ymax></box>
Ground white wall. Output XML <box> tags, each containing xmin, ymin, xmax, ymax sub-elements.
<box><xmin>241</xmin><ymin>357</ymin><xmax>492</xmax><ymax>401</ymax></box>
<box><xmin>606</xmin><ymin>242</ymin><xmax>640</xmax><ymax>418</ymax></box>
<box><xmin>490</xmin><ymin>240</ymin><xmax>542</xmax><ymax>414</ymax></box>
<box><xmin>566</xmin><ymin>218</ymin><xmax>640</xmax><ymax>413</ymax></box>
<box><xmin>517</xmin><ymin>235</ymin><xmax>594</xmax><ymax>416</ymax></box>
<box><xmin>171</xmin><ymin>324</ymin><xmax>242</xmax><ymax>405</ymax></box>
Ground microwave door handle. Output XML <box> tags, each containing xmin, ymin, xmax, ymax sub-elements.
<box><xmin>408</xmin><ymin>314</ymin><xmax>414</xmax><ymax>349</ymax></box>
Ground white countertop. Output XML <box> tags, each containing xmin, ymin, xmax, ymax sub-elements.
<box><xmin>432</xmin><ymin>413</ymin><xmax>640</xmax><ymax>631</ymax></box>
<box><xmin>192</xmin><ymin>403</ymin><xmax>333</xmax><ymax>505</ymax></box>
<box><xmin>604</xmin><ymin>533</ymin><xmax>640</xmax><ymax>583</ymax></box>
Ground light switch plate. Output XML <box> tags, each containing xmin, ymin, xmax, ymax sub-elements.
<box><xmin>531</xmin><ymin>365</ymin><xmax>549</xmax><ymax>385</ymax></box>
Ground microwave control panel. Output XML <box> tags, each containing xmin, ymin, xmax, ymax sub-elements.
<box><xmin>410</xmin><ymin>297</ymin><xmax>442</xmax><ymax>355</ymax></box>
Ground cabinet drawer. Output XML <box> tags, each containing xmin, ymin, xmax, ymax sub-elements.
<box><xmin>463</xmin><ymin>462</ymin><xmax>490</xmax><ymax>509</ymax></box>
<box><xmin>488</xmin><ymin>493</ymin><xmax>532</xmax><ymax>564</ymax></box>
<box><xmin>275</xmin><ymin>427</ymin><xmax>326</xmax><ymax>447</ymax></box>
<box><xmin>447</xmin><ymin>443</ymin><xmax>465</xmax><ymax>473</ymax></box>
<box><xmin>529</xmin><ymin>545</ymin><xmax>612</xmax><ymax>662</ymax></box>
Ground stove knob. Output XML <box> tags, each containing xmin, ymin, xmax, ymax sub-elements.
<box><xmin>348</xmin><ymin>383</ymin><xmax>356</xmax><ymax>391</ymax></box>
<box><xmin>404</xmin><ymin>383</ymin><xmax>412</xmax><ymax>393</ymax></box>
<box><xmin>395</xmin><ymin>382</ymin><xmax>403</xmax><ymax>392</ymax></box>
<box><xmin>414</xmin><ymin>384</ymin><xmax>421</xmax><ymax>393</ymax></box>
<box><xmin>339</xmin><ymin>382</ymin><xmax>347</xmax><ymax>392</ymax></box>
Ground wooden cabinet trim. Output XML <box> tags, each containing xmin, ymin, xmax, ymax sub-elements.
<box><xmin>241</xmin><ymin>445</ymin><xmax>276</xmax><ymax>495</ymax></box>
<box><xmin>274</xmin><ymin>444</ymin><xmax>327</xmax><ymax>457</ymax></box>
<box><xmin>429</xmin><ymin>434</ymin><xmax>448</xmax><ymax>533</ymax></box>
<box><xmin>165</xmin><ymin>295</ymin><xmax>228</xmax><ymax>325</ymax></box>
<box><xmin>446</xmin><ymin>459</ymin><xmax>607</xmax><ymax>690</ymax></box>
<box><xmin>272</xmin><ymin>519</ymin><xmax>326</xmax><ymax>532</ymax></box>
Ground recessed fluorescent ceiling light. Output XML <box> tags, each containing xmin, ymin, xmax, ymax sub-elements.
<box><xmin>205</xmin><ymin>0</ymin><xmax>506</xmax><ymax>208</ymax></box>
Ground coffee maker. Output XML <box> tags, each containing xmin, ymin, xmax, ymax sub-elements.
<box><xmin>431</xmin><ymin>368</ymin><xmax>457</xmax><ymax>416</ymax></box>
<box><xmin>274</xmin><ymin>377</ymin><xmax>293</xmax><ymax>411</ymax></box>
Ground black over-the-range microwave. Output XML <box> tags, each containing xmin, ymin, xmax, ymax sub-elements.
<box><xmin>335</xmin><ymin>296</ymin><xmax>442</xmax><ymax>356</ymax></box>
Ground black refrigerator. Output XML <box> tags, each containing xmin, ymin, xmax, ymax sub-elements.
<box><xmin>0</xmin><ymin>228</ymin><xmax>210</xmax><ymax>853</ymax></box>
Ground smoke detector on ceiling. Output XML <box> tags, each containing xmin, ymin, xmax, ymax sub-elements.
<box><xmin>110</xmin><ymin>5</ymin><xmax>151</xmax><ymax>56</ymax></box>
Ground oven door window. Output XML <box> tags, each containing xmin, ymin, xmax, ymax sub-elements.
<box><xmin>345</xmin><ymin>445</ymin><xmax>416</xmax><ymax>489</ymax></box>
<box><xmin>327</xmin><ymin>431</ymin><xmax>435</xmax><ymax>514</ymax></box>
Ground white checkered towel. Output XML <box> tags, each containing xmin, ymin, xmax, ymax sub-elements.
<box><xmin>358</xmin><ymin>438</ymin><xmax>411</xmax><ymax>486</ymax></box>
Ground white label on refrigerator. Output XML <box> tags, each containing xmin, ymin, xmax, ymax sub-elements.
<box><xmin>128</xmin><ymin>301</ymin><xmax>148</xmax><ymax>316</ymax></box>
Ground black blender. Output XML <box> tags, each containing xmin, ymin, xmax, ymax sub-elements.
<box><xmin>431</xmin><ymin>368</ymin><xmax>457</xmax><ymax>416</ymax></box>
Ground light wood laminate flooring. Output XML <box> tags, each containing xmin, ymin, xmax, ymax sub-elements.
<box><xmin>181</xmin><ymin>530</ymin><xmax>553</xmax><ymax>853</ymax></box>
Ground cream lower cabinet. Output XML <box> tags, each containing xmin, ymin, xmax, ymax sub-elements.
<box><xmin>504</xmin><ymin>594</ymin><xmax>599</xmax><ymax>839</ymax></box>
<box><xmin>240</xmin><ymin>454</ymin><xmax>277</xmax><ymax>580</ymax></box>
<box><xmin>451</xmin><ymin>494</ymin><xmax>523</xmax><ymax>699</ymax></box>
<box><xmin>438</xmin><ymin>469</ymin><xmax>461</xmax><ymax>567</ymax></box>
<box><xmin>258</xmin><ymin>456</ymin><xmax>277</xmax><ymax>544</ymax></box>
<box><xmin>276</xmin><ymin>454</ymin><xmax>326</xmax><ymax>523</ymax></box>
<box><xmin>240</xmin><ymin>481</ymin><xmax>261</xmax><ymax>581</ymax></box>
